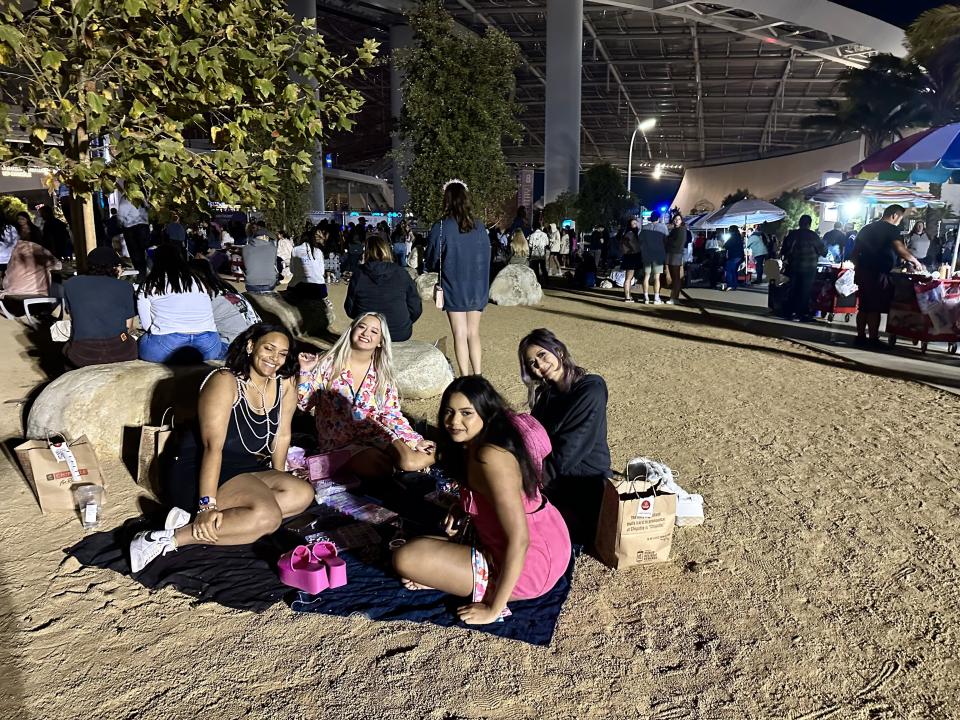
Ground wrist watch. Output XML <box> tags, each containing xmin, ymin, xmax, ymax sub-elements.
<box><xmin>198</xmin><ymin>496</ymin><xmax>217</xmax><ymax>511</ymax></box>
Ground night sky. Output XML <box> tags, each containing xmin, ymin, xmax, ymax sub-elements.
<box><xmin>834</xmin><ymin>0</ymin><xmax>947</xmax><ymax>27</ymax></box>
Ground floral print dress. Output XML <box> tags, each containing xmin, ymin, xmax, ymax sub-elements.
<box><xmin>297</xmin><ymin>358</ymin><xmax>422</xmax><ymax>453</ymax></box>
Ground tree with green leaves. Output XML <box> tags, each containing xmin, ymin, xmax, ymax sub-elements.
<box><xmin>392</xmin><ymin>0</ymin><xmax>522</xmax><ymax>224</ymax></box>
<box><xmin>541</xmin><ymin>191</ymin><xmax>579</xmax><ymax>229</ymax></box>
<box><xmin>0</xmin><ymin>0</ymin><xmax>376</xmax><ymax>254</ymax></box>
<box><xmin>720</xmin><ymin>188</ymin><xmax>753</xmax><ymax>208</ymax></box>
<box><xmin>764</xmin><ymin>189</ymin><xmax>819</xmax><ymax>237</ymax></box>
<box><xmin>575</xmin><ymin>163</ymin><xmax>634</xmax><ymax>230</ymax></box>
<box><xmin>906</xmin><ymin>5</ymin><xmax>960</xmax><ymax>126</ymax></box>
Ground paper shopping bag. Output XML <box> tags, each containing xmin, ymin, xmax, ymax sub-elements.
<box><xmin>137</xmin><ymin>409</ymin><xmax>174</xmax><ymax>492</ymax></box>
<box><xmin>15</xmin><ymin>434</ymin><xmax>106</xmax><ymax>513</ymax></box>
<box><xmin>594</xmin><ymin>478</ymin><xmax>676</xmax><ymax>569</ymax></box>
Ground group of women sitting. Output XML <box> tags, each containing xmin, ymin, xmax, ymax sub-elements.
<box><xmin>129</xmin><ymin>314</ymin><xmax>610</xmax><ymax>625</ymax></box>
<box><xmin>62</xmin><ymin>242</ymin><xmax>260</xmax><ymax>367</ymax></box>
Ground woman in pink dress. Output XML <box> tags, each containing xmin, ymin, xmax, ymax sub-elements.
<box><xmin>392</xmin><ymin>376</ymin><xmax>571</xmax><ymax>625</ymax></box>
<box><xmin>296</xmin><ymin>312</ymin><xmax>435</xmax><ymax>479</ymax></box>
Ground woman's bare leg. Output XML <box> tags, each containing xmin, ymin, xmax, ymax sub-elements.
<box><xmin>669</xmin><ymin>264</ymin><xmax>682</xmax><ymax>300</ymax></box>
<box><xmin>642</xmin><ymin>268</ymin><xmax>652</xmax><ymax>299</ymax></box>
<box><xmin>465</xmin><ymin>311</ymin><xmax>483</xmax><ymax>375</ymax></box>
<box><xmin>173</xmin><ymin>470</ymin><xmax>313</xmax><ymax>547</ymax></box>
<box><xmin>392</xmin><ymin>537</ymin><xmax>475</xmax><ymax>595</ymax></box>
<box><xmin>624</xmin><ymin>270</ymin><xmax>635</xmax><ymax>300</ymax></box>
<box><xmin>446</xmin><ymin>311</ymin><xmax>472</xmax><ymax>376</ymax></box>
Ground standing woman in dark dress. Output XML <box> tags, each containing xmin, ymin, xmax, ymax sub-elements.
<box><xmin>427</xmin><ymin>180</ymin><xmax>491</xmax><ymax>376</ymax></box>
<box><xmin>129</xmin><ymin>323</ymin><xmax>314</xmax><ymax>573</ymax></box>
<box><xmin>518</xmin><ymin>328</ymin><xmax>611</xmax><ymax>545</ymax></box>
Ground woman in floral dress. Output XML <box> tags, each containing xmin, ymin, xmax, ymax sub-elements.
<box><xmin>297</xmin><ymin>312</ymin><xmax>435</xmax><ymax>479</ymax></box>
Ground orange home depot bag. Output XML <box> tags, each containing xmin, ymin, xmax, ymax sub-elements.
<box><xmin>15</xmin><ymin>434</ymin><xmax>106</xmax><ymax>513</ymax></box>
<box><xmin>594</xmin><ymin>477</ymin><xmax>676</xmax><ymax>570</ymax></box>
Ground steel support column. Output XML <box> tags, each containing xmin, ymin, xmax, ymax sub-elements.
<box><xmin>544</xmin><ymin>0</ymin><xmax>583</xmax><ymax>203</ymax></box>
<box><xmin>288</xmin><ymin>0</ymin><xmax>325</xmax><ymax>212</ymax></box>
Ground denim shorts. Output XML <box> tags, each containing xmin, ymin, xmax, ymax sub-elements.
<box><xmin>139</xmin><ymin>331</ymin><xmax>224</xmax><ymax>363</ymax></box>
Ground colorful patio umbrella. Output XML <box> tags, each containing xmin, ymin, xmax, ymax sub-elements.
<box><xmin>809</xmin><ymin>179</ymin><xmax>940</xmax><ymax>207</ymax></box>
<box><xmin>696</xmin><ymin>199</ymin><xmax>785</xmax><ymax>229</ymax></box>
<box><xmin>850</xmin><ymin>129</ymin><xmax>936</xmax><ymax>175</ymax></box>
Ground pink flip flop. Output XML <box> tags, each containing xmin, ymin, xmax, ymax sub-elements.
<box><xmin>277</xmin><ymin>545</ymin><xmax>330</xmax><ymax>595</ymax></box>
<box><xmin>311</xmin><ymin>541</ymin><xmax>348</xmax><ymax>589</ymax></box>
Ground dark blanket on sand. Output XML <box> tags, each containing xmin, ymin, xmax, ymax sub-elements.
<box><xmin>67</xmin><ymin>475</ymin><xmax>575</xmax><ymax>646</ymax></box>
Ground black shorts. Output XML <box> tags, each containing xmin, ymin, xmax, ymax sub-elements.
<box><xmin>622</xmin><ymin>253</ymin><xmax>643</xmax><ymax>271</ymax></box>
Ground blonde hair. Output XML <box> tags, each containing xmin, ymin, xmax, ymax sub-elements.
<box><xmin>364</xmin><ymin>235</ymin><xmax>393</xmax><ymax>263</ymax></box>
<box><xmin>319</xmin><ymin>312</ymin><xmax>396</xmax><ymax>406</ymax></box>
<box><xmin>509</xmin><ymin>229</ymin><xmax>529</xmax><ymax>257</ymax></box>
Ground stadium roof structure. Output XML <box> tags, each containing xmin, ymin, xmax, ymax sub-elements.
<box><xmin>317</xmin><ymin>0</ymin><xmax>906</xmax><ymax>178</ymax></box>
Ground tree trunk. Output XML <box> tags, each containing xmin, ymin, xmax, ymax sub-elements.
<box><xmin>68</xmin><ymin>125</ymin><xmax>98</xmax><ymax>271</ymax></box>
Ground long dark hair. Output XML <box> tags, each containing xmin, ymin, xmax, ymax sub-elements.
<box><xmin>188</xmin><ymin>257</ymin><xmax>234</xmax><ymax>296</ymax></box>
<box><xmin>518</xmin><ymin>328</ymin><xmax>587</xmax><ymax>408</ymax></box>
<box><xmin>442</xmin><ymin>182</ymin><xmax>476</xmax><ymax>234</ymax></box>
<box><xmin>140</xmin><ymin>241</ymin><xmax>215</xmax><ymax>298</ymax></box>
<box><xmin>223</xmin><ymin>323</ymin><xmax>298</xmax><ymax>379</ymax></box>
<box><xmin>437</xmin><ymin>376</ymin><xmax>540</xmax><ymax>498</ymax></box>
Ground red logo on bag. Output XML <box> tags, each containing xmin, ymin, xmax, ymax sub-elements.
<box><xmin>640</xmin><ymin>499</ymin><xmax>652</xmax><ymax>511</ymax></box>
<box><xmin>45</xmin><ymin>469</ymin><xmax>89</xmax><ymax>485</ymax></box>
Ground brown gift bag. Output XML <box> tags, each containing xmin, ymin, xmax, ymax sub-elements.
<box><xmin>594</xmin><ymin>477</ymin><xmax>677</xmax><ymax>569</ymax></box>
<box><xmin>15</xmin><ymin>434</ymin><xmax>106</xmax><ymax>513</ymax></box>
<box><xmin>137</xmin><ymin>408</ymin><xmax>174</xmax><ymax>492</ymax></box>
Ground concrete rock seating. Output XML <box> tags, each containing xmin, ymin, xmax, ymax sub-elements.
<box><xmin>244</xmin><ymin>291</ymin><xmax>334</xmax><ymax>339</ymax></box>
<box><xmin>392</xmin><ymin>340</ymin><xmax>454</xmax><ymax>399</ymax></box>
<box><xmin>26</xmin><ymin>361</ymin><xmax>215</xmax><ymax>459</ymax></box>
<box><xmin>415</xmin><ymin>272</ymin><xmax>439</xmax><ymax>304</ymax></box>
<box><xmin>489</xmin><ymin>264</ymin><xmax>543</xmax><ymax>306</ymax></box>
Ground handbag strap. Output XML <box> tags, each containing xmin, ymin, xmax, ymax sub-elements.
<box><xmin>437</xmin><ymin>220</ymin><xmax>443</xmax><ymax>284</ymax></box>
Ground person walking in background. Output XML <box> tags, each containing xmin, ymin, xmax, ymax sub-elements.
<box><xmin>664</xmin><ymin>214</ymin><xmax>687</xmax><ymax>304</ymax></box>
<box><xmin>638</xmin><ymin>221</ymin><xmax>667</xmax><ymax>304</ymax></box>
<box><xmin>164</xmin><ymin>213</ymin><xmax>187</xmax><ymax>248</ymax></box>
<box><xmin>117</xmin><ymin>197</ymin><xmax>151</xmax><ymax>280</ymax></box>
<box><xmin>547</xmin><ymin>222</ymin><xmax>562</xmax><ymax>276</ymax></box>
<box><xmin>391</xmin><ymin>220</ymin><xmax>413</xmax><ymax>269</ymax></box>
<box><xmin>782</xmin><ymin>215</ymin><xmax>826</xmax><ymax>322</ymax></box>
<box><xmin>427</xmin><ymin>180</ymin><xmax>491</xmax><ymax>376</ymax></box>
<box><xmin>822</xmin><ymin>222</ymin><xmax>847</xmax><ymax>264</ymax></box>
<box><xmin>620</xmin><ymin>217</ymin><xmax>642</xmax><ymax>303</ymax></box>
<box><xmin>722</xmin><ymin>225</ymin><xmax>745</xmax><ymax>291</ymax></box>
<box><xmin>745</xmin><ymin>225</ymin><xmax>768</xmax><ymax>284</ymax></box>
<box><xmin>906</xmin><ymin>221</ymin><xmax>931</xmax><ymax>269</ymax></box>
<box><xmin>527</xmin><ymin>224</ymin><xmax>549</xmax><ymax>283</ymax></box>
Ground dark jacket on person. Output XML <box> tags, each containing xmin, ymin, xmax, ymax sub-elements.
<box><xmin>784</xmin><ymin>228</ymin><xmax>826</xmax><ymax>274</ymax></box>
<box><xmin>637</xmin><ymin>228</ymin><xmax>667</xmax><ymax>265</ymax></box>
<box><xmin>344</xmin><ymin>260</ymin><xmax>422</xmax><ymax>342</ymax></box>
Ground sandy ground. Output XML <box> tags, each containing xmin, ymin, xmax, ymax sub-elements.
<box><xmin>1</xmin><ymin>282</ymin><xmax>959</xmax><ymax>720</ymax></box>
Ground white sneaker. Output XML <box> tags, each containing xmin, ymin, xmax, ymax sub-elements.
<box><xmin>642</xmin><ymin>296</ymin><xmax>649</xmax><ymax>305</ymax></box>
<box><xmin>665</xmin><ymin>299</ymin><xmax>675</xmax><ymax>305</ymax></box>
<box><xmin>130</xmin><ymin>507</ymin><xmax>190</xmax><ymax>573</ymax></box>
<box><xmin>623</xmin><ymin>297</ymin><xmax>635</xmax><ymax>303</ymax></box>
<box><xmin>653</xmin><ymin>297</ymin><xmax>663</xmax><ymax>305</ymax></box>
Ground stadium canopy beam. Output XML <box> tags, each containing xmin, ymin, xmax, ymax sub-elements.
<box><xmin>585</xmin><ymin>0</ymin><xmax>906</xmax><ymax>69</ymax></box>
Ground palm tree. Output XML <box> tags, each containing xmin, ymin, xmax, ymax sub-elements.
<box><xmin>907</xmin><ymin>5</ymin><xmax>960</xmax><ymax>125</ymax></box>
<box><xmin>801</xmin><ymin>55</ymin><xmax>925</xmax><ymax>153</ymax></box>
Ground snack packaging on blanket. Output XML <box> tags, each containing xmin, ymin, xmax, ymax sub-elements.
<box><xmin>322</xmin><ymin>490</ymin><xmax>398</xmax><ymax>524</ymax></box>
<box><xmin>286</xmin><ymin>446</ymin><xmax>307</xmax><ymax>471</ymax></box>
<box><xmin>312</xmin><ymin>477</ymin><xmax>361</xmax><ymax>503</ymax></box>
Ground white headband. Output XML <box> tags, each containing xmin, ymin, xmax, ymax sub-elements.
<box><xmin>443</xmin><ymin>178</ymin><xmax>468</xmax><ymax>193</ymax></box>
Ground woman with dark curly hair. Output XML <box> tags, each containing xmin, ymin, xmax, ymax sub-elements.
<box><xmin>129</xmin><ymin>323</ymin><xmax>314</xmax><ymax>573</ymax></box>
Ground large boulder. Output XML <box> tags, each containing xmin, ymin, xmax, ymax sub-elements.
<box><xmin>26</xmin><ymin>361</ymin><xmax>216</xmax><ymax>459</ymax></box>
<box><xmin>244</xmin><ymin>291</ymin><xmax>334</xmax><ymax>339</ymax></box>
<box><xmin>392</xmin><ymin>340</ymin><xmax>453</xmax><ymax>399</ymax></box>
<box><xmin>489</xmin><ymin>264</ymin><xmax>543</xmax><ymax>306</ymax></box>
<box><xmin>416</xmin><ymin>272</ymin><xmax>439</xmax><ymax>304</ymax></box>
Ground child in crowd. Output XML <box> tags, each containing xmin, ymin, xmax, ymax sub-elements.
<box><xmin>518</xmin><ymin>328</ymin><xmax>611</xmax><ymax>545</ymax></box>
<box><xmin>392</xmin><ymin>376</ymin><xmax>571</xmax><ymax>625</ymax></box>
<box><xmin>296</xmin><ymin>312</ymin><xmax>435</xmax><ymax>480</ymax></box>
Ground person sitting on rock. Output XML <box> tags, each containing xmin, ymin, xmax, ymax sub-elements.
<box><xmin>129</xmin><ymin>323</ymin><xmax>315</xmax><ymax>572</ymax></box>
<box><xmin>392</xmin><ymin>375</ymin><xmax>571</xmax><ymax>625</ymax></box>
<box><xmin>518</xmin><ymin>328</ymin><xmax>611</xmax><ymax>545</ymax></box>
<box><xmin>297</xmin><ymin>312</ymin><xmax>435</xmax><ymax>480</ymax></box>
<box><xmin>344</xmin><ymin>235</ymin><xmax>421</xmax><ymax>342</ymax></box>
<box><xmin>507</xmin><ymin>229</ymin><xmax>530</xmax><ymax>266</ymax></box>
<box><xmin>241</xmin><ymin>223</ymin><xmax>279</xmax><ymax>295</ymax></box>
<box><xmin>189</xmin><ymin>258</ymin><xmax>261</xmax><ymax>357</ymax></box>
<box><xmin>62</xmin><ymin>247</ymin><xmax>138</xmax><ymax>367</ymax></box>
<box><xmin>1</xmin><ymin>231</ymin><xmax>61</xmax><ymax>298</ymax></box>
<box><xmin>136</xmin><ymin>242</ymin><xmax>223</xmax><ymax>363</ymax></box>
<box><xmin>286</xmin><ymin>225</ymin><xmax>328</xmax><ymax>303</ymax></box>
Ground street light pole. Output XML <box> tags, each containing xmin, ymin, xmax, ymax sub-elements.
<box><xmin>627</xmin><ymin>118</ymin><xmax>656</xmax><ymax>197</ymax></box>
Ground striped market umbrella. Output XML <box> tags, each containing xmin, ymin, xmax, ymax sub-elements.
<box><xmin>809</xmin><ymin>179</ymin><xmax>940</xmax><ymax>207</ymax></box>
<box><xmin>696</xmin><ymin>199</ymin><xmax>786</xmax><ymax>229</ymax></box>
<box><xmin>850</xmin><ymin>129</ymin><xmax>937</xmax><ymax>176</ymax></box>
<box><xmin>850</xmin><ymin>124</ymin><xmax>960</xmax><ymax>183</ymax></box>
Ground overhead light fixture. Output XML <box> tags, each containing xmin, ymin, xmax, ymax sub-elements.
<box><xmin>652</xmin><ymin>163</ymin><xmax>663</xmax><ymax>180</ymax></box>
<box><xmin>638</xmin><ymin>118</ymin><xmax>656</xmax><ymax>133</ymax></box>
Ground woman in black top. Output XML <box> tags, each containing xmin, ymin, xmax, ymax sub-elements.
<box><xmin>518</xmin><ymin>328</ymin><xmax>611</xmax><ymax>545</ymax></box>
<box><xmin>129</xmin><ymin>323</ymin><xmax>314</xmax><ymax>573</ymax></box>
<box><xmin>345</xmin><ymin>235</ymin><xmax>422</xmax><ymax>342</ymax></box>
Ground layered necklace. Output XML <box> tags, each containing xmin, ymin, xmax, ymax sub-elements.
<box><xmin>234</xmin><ymin>374</ymin><xmax>283</xmax><ymax>456</ymax></box>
